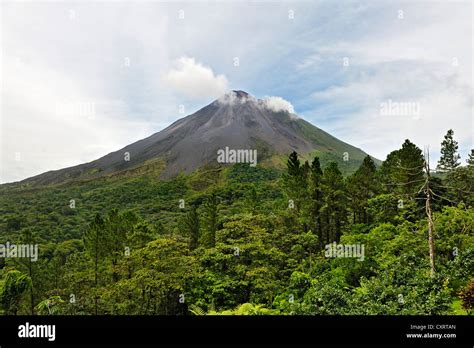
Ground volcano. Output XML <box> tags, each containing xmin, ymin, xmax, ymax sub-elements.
<box><xmin>19</xmin><ymin>91</ymin><xmax>377</xmax><ymax>185</ymax></box>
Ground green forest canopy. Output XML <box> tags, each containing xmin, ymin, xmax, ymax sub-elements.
<box><xmin>0</xmin><ymin>130</ymin><xmax>473</xmax><ymax>315</ymax></box>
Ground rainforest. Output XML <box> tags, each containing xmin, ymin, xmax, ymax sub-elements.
<box><xmin>0</xmin><ymin>131</ymin><xmax>472</xmax><ymax>316</ymax></box>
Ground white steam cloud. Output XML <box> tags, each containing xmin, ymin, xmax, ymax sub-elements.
<box><xmin>164</xmin><ymin>57</ymin><xmax>229</xmax><ymax>99</ymax></box>
<box><xmin>217</xmin><ymin>91</ymin><xmax>254</xmax><ymax>105</ymax></box>
<box><xmin>262</xmin><ymin>96</ymin><xmax>295</xmax><ymax>114</ymax></box>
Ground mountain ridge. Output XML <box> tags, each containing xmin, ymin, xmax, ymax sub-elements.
<box><xmin>11</xmin><ymin>91</ymin><xmax>379</xmax><ymax>186</ymax></box>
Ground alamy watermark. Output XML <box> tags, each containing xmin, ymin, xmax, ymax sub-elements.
<box><xmin>0</xmin><ymin>242</ymin><xmax>38</xmax><ymax>262</ymax></box>
<box><xmin>18</xmin><ymin>322</ymin><xmax>55</xmax><ymax>341</ymax></box>
<box><xmin>217</xmin><ymin>146</ymin><xmax>257</xmax><ymax>167</ymax></box>
<box><xmin>325</xmin><ymin>242</ymin><xmax>365</xmax><ymax>261</ymax></box>
<box><xmin>55</xmin><ymin>101</ymin><xmax>95</xmax><ymax>119</ymax></box>
<box><xmin>380</xmin><ymin>99</ymin><xmax>420</xmax><ymax>118</ymax></box>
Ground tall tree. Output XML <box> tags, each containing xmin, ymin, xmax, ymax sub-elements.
<box><xmin>106</xmin><ymin>209</ymin><xmax>129</xmax><ymax>282</ymax></box>
<box><xmin>308</xmin><ymin>157</ymin><xmax>324</xmax><ymax>244</ymax></box>
<box><xmin>445</xmin><ymin>165</ymin><xmax>474</xmax><ymax>206</ymax></box>
<box><xmin>201</xmin><ymin>194</ymin><xmax>219</xmax><ymax>248</ymax></box>
<box><xmin>182</xmin><ymin>205</ymin><xmax>200</xmax><ymax>250</ymax></box>
<box><xmin>347</xmin><ymin>155</ymin><xmax>379</xmax><ymax>224</ymax></box>
<box><xmin>437</xmin><ymin>129</ymin><xmax>460</xmax><ymax>172</ymax></box>
<box><xmin>282</xmin><ymin>151</ymin><xmax>307</xmax><ymax>214</ymax></box>
<box><xmin>466</xmin><ymin>149</ymin><xmax>474</xmax><ymax>166</ymax></box>
<box><xmin>286</xmin><ymin>151</ymin><xmax>301</xmax><ymax>177</ymax></box>
<box><xmin>321</xmin><ymin>162</ymin><xmax>347</xmax><ymax>243</ymax></box>
<box><xmin>422</xmin><ymin>149</ymin><xmax>435</xmax><ymax>277</ymax></box>
<box><xmin>380</xmin><ymin>139</ymin><xmax>425</xmax><ymax>195</ymax></box>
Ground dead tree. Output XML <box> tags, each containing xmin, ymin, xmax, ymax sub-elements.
<box><xmin>422</xmin><ymin>148</ymin><xmax>436</xmax><ymax>277</ymax></box>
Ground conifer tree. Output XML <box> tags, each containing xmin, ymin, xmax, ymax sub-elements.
<box><xmin>282</xmin><ymin>151</ymin><xmax>307</xmax><ymax>214</ymax></box>
<box><xmin>321</xmin><ymin>162</ymin><xmax>347</xmax><ymax>243</ymax></box>
<box><xmin>347</xmin><ymin>155</ymin><xmax>378</xmax><ymax>224</ymax></box>
<box><xmin>380</xmin><ymin>139</ymin><xmax>424</xmax><ymax>195</ymax></box>
<box><xmin>201</xmin><ymin>194</ymin><xmax>219</xmax><ymax>248</ymax></box>
<box><xmin>287</xmin><ymin>151</ymin><xmax>301</xmax><ymax>177</ymax></box>
<box><xmin>466</xmin><ymin>149</ymin><xmax>474</xmax><ymax>166</ymax></box>
<box><xmin>182</xmin><ymin>205</ymin><xmax>200</xmax><ymax>250</ymax></box>
<box><xmin>437</xmin><ymin>129</ymin><xmax>460</xmax><ymax>172</ymax></box>
<box><xmin>309</xmin><ymin>157</ymin><xmax>323</xmax><ymax>244</ymax></box>
<box><xmin>106</xmin><ymin>209</ymin><xmax>129</xmax><ymax>282</ymax></box>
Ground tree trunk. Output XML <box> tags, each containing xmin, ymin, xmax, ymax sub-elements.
<box><xmin>423</xmin><ymin>152</ymin><xmax>435</xmax><ymax>277</ymax></box>
<box><xmin>426</xmin><ymin>188</ymin><xmax>436</xmax><ymax>277</ymax></box>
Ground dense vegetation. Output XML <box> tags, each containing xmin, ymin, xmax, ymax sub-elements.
<box><xmin>0</xmin><ymin>130</ymin><xmax>473</xmax><ymax>315</ymax></box>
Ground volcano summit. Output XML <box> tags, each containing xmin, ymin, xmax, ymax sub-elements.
<box><xmin>18</xmin><ymin>91</ymin><xmax>377</xmax><ymax>186</ymax></box>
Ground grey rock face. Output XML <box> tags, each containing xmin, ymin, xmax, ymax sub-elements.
<box><xmin>18</xmin><ymin>91</ymin><xmax>372</xmax><ymax>185</ymax></box>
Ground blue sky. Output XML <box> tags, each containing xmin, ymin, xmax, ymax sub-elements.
<box><xmin>1</xmin><ymin>0</ymin><xmax>472</xmax><ymax>183</ymax></box>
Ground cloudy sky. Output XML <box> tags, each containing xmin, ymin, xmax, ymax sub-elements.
<box><xmin>1</xmin><ymin>0</ymin><xmax>472</xmax><ymax>183</ymax></box>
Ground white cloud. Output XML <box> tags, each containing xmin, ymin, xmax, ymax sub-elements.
<box><xmin>1</xmin><ymin>1</ymin><xmax>472</xmax><ymax>183</ymax></box>
<box><xmin>262</xmin><ymin>96</ymin><xmax>295</xmax><ymax>114</ymax></box>
<box><xmin>303</xmin><ymin>1</ymin><xmax>472</xmax><ymax>165</ymax></box>
<box><xmin>310</xmin><ymin>66</ymin><xmax>472</xmax><ymax>164</ymax></box>
<box><xmin>217</xmin><ymin>93</ymin><xmax>298</xmax><ymax>118</ymax></box>
<box><xmin>1</xmin><ymin>55</ymin><xmax>153</xmax><ymax>183</ymax></box>
<box><xmin>164</xmin><ymin>57</ymin><xmax>229</xmax><ymax>99</ymax></box>
<box><xmin>0</xmin><ymin>3</ymin><xmax>163</xmax><ymax>183</ymax></box>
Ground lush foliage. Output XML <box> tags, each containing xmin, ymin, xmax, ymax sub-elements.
<box><xmin>0</xmin><ymin>134</ymin><xmax>473</xmax><ymax>316</ymax></box>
